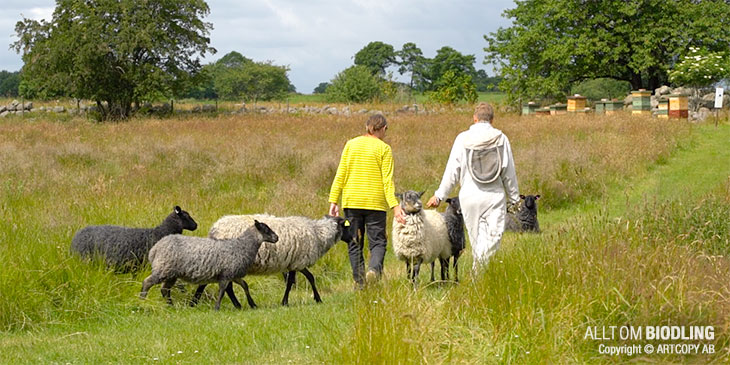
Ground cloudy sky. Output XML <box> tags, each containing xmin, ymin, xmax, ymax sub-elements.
<box><xmin>1</xmin><ymin>0</ymin><xmax>515</xmax><ymax>93</ymax></box>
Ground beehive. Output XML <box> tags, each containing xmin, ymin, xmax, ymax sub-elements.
<box><xmin>567</xmin><ymin>94</ymin><xmax>587</xmax><ymax>112</ymax></box>
<box><xmin>536</xmin><ymin>107</ymin><xmax>551</xmax><ymax>116</ymax></box>
<box><xmin>522</xmin><ymin>102</ymin><xmax>539</xmax><ymax>115</ymax></box>
<box><xmin>594</xmin><ymin>99</ymin><xmax>608</xmax><ymax>114</ymax></box>
<box><xmin>605</xmin><ymin>100</ymin><xmax>624</xmax><ymax>114</ymax></box>
<box><xmin>667</xmin><ymin>94</ymin><xmax>688</xmax><ymax>118</ymax></box>
<box><xmin>631</xmin><ymin>89</ymin><xmax>652</xmax><ymax>115</ymax></box>
<box><xmin>550</xmin><ymin>103</ymin><xmax>567</xmax><ymax>115</ymax></box>
<box><xmin>655</xmin><ymin>96</ymin><xmax>668</xmax><ymax>119</ymax></box>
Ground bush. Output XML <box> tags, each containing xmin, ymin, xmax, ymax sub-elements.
<box><xmin>326</xmin><ymin>65</ymin><xmax>383</xmax><ymax>103</ymax></box>
<box><xmin>571</xmin><ymin>78</ymin><xmax>631</xmax><ymax>101</ymax></box>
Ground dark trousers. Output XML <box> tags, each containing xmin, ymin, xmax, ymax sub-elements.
<box><xmin>344</xmin><ymin>208</ymin><xmax>387</xmax><ymax>284</ymax></box>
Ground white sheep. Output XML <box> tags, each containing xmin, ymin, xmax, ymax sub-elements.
<box><xmin>139</xmin><ymin>220</ymin><xmax>278</xmax><ymax>311</ymax></box>
<box><xmin>392</xmin><ymin>190</ymin><xmax>451</xmax><ymax>286</ymax></box>
<box><xmin>190</xmin><ymin>214</ymin><xmax>354</xmax><ymax>307</ymax></box>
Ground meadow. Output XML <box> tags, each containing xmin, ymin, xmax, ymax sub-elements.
<box><xmin>0</xmin><ymin>108</ymin><xmax>729</xmax><ymax>363</ymax></box>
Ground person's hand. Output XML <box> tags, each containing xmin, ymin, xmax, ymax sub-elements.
<box><xmin>393</xmin><ymin>205</ymin><xmax>406</xmax><ymax>224</ymax></box>
<box><xmin>328</xmin><ymin>202</ymin><xmax>340</xmax><ymax>217</ymax></box>
<box><xmin>426</xmin><ymin>196</ymin><xmax>441</xmax><ymax>208</ymax></box>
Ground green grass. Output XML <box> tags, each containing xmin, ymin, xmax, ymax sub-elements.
<box><xmin>0</xmin><ymin>113</ymin><xmax>728</xmax><ymax>363</ymax></box>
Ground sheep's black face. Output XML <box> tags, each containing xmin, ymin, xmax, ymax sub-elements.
<box><xmin>334</xmin><ymin>217</ymin><xmax>356</xmax><ymax>245</ymax></box>
<box><xmin>522</xmin><ymin>195</ymin><xmax>540</xmax><ymax>211</ymax></box>
<box><xmin>254</xmin><ymin>220</ymin><xmax>279</xmax><ymax>243</ymax></box>
<box><xmin>174</xmin><ymin>206</ymin><xmax>198</xmax><ymax>231</ymax></box>
<box><xmin>445</xmin><ymin>197</ymin><xmax>462</xmax><ymax>215</ymax></box>
<box><xmin>396</xmin><ymin>190</ymin><xmax>424</xmax><ymax>214</ymax></box>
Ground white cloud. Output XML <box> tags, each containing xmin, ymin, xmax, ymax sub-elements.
<box><xmin>0</xmin><ymin>0</ymin><xmax>514</xmax><ymax>93</ymax></box>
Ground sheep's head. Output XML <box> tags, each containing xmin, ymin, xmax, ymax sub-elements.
<box><xmin>520</xmin><ymin>195</ymin><xmax>540</xmax><ymax>211</ymax></box>
<box><xmin>253</xmin><ymin>220</ymin><xmax>279</xmax><ymax>243</ymax></box>
<box><xmin>174</xmin><ymin>205</ymin><xmax>198</xmax><ymax>231</ymax></box>
<box><xmin>445</xmin><ymin>197</ymin><xmax>462</xmax><ymax>215</ymax></box>
<box><xmin>396</xmin><ymin>190</ymin><xmax>424</xmax><ymax>214</ymax></box>
<box><xmin>328</xmin><ymin>216</ymin><xmax>356</xmax><ymax>245</ymax></box>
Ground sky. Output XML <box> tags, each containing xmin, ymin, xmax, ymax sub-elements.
<box><xmin>0</xmin><ymin>0</ymin><xmax>515</xmax><ymax>93</ymax></box>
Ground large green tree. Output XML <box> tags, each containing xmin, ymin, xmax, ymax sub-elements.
<box><xmin>485</xmin><ymin>0</ymin><xmax>730</xmax><ymax>105</ymax></box>
<box><xmin>396</xmin><ymin>42</ymin><xmax>426</xmax><ymax>91</ymax></box>
<box><xmin>354</xmin><ymin>41</ymin><xmax>397</xmax><ymax>77</ymax></box>
<box><xmin>0</xmin><ymin>71</ymin><xmax>20</xmax><ymax>97</ymax></box>
<box><xmin>13</xmin><ymin>0</ymin><xmax>215</xmax><ymax>120</ymax></box>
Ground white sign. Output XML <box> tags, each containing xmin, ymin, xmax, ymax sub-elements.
<box><xmin>715</xmin><ymin>88</ymin><xmax>724</xmax><ymax>109</ymax></box>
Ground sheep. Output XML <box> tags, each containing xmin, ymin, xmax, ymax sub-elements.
<box><xmin>392</xmin><ymin>190</ymin><xmax>451</xmax><ymax>287</ymax></box>
<box><xmin>437</xmin><ymin>197</ymin><xmax>466</xmax><ymax>282</ymax></box>
<box><xmin>505</xmin><ymin>194</ymin><xmax>541</xmax><ymax>233</ymax></box>
<box><xmin>189</xmin><ymin>214</ymin><xmax>354</xmax><ymax>308</ymax></box>
<box><xmin>139</xmin><ymin>220</ymin><xmax>278</xmax><ymax>311</ymax></box>
<box><xmin>71</xmin><ymin>206</ymin><xmax>198</xmax><ymax>271</ymax></box>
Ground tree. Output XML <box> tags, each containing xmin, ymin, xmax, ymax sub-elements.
<box><xmin>472</xmin><ymin>70</ymin><xmax>502</xmax><ymax>92</ymax></box>
<box><xmin>424</xmin><ymin>47</ymin><xmax>477</xmax><ymax>91</ymax></box>
<box><xmin>669</xmin><ymin>47</ymin><xmax>730</xmax><ymax>111</ymax></box>
<box><xmin>396</xmin><ymin>42</ymin><xmax>426</xmax><ymax>91</ymax></box>
<box><xmin>13</xmin><ymin>0</ymin><xmax>215</xmax><ymax>121</ymax></box>
<box><xmin>429</xmin><ymin>70</ymin><xmax>478</xmax><ymax>105</ymax></box>
<box><xmin>354</xmin><ymin>41</ymin><xmax>397</xmax><ymax>77</ymax></box>
<box><xmin>313</xmin><ymin>82</ymin><xmax>330</xmax><ymax>94</ymax></box>
<box><xmin>326</xmin><ymin>65</ymin><xmax>382</xmax><ymax>103</ymax></box>
<box><xmin>485</xmin><ymin>0</ymin><xmax>730</xmax><ymax>106</ymax></box>
<box><xmin>0</xmin><ymin>71</ymin><xmax>20</xmax><ymax>97</ymax></box>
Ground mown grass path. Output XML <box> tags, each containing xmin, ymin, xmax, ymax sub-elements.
<box><xmin>1</xmin><ymin>121</ymin><xmax>728</xmax><ymax>364</ymax></box>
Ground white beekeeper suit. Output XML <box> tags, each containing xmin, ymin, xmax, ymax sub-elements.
<box><xmin>433</xmin><ymin>121</ymin><xmax>520</xmax><ymax>270</ymax></box>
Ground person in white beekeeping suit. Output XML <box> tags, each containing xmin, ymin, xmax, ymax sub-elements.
<box><xmin>426</xmin><ymin>102</ymin><xmax>520</xmax><ymax>271</ymax></box>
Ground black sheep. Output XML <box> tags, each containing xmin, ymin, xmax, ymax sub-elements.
<box><xmin>505</xmin><ymin>195</ymin><xmax>540</xmax><ymax>233</ymax></box>
<box><xmin>71</xmin><ymin>206</ymin><xmax>198</xmax><ymax>271</ymax></box>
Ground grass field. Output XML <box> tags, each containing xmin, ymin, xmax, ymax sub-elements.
<box><xmin>1</xmin><ymin>110</ymin><xmax>729</xmax><ymax>363</ymax></box>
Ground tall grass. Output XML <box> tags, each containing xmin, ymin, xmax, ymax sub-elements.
<box><xmin>1</xmin><ymin>110</ymin><xmax>726</xmax><ymax>362</ymax></box>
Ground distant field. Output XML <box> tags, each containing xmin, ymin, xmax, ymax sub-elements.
<box><xmin>1</xmin><ymin>110</ymin><xmax>729</xmax><ymax>363</ymax></box>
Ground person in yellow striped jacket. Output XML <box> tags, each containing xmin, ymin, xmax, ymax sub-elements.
<box><xmin>328</xmin><ymin>114</ymin><xmax>406</xmax><ymax>287</ymax></box>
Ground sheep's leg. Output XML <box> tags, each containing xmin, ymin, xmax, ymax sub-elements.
<box><xmin>214</xmin><ymin>280</ymin><xmax>229</xmax><ymax>311</ymax></box>
<box><xmin>405</xmin><ymin>261</ymin><xmax>411</xmax><ymax>280</ymax></box>
<box><xmin>439</xmin><ymin>258</ymin><xmax>449</xmax><ymax>281</ymax></box>
<box><xmin>189</xmin><ymin>285</ymin><xmax>207</xmax><ymax>307</ymax></box>
<box><xmin>430</xmin><ymin>261</ymin><xmax>436</xmax><ymax>282</ymax></box>
<box><xmin>225</xmin><ymin>282</ymin><xmax>242</xmax><ymax>309</ymax></box>
<box><xmin>140</xmin><ymin>273</ymin><xmax>163</xmax><ymax>299</ymax></box>
<box><xmin>161</xmin><ymin>278</ymin><xmax>177</xmax><ymax>305</ymax></box>
<box><xmin>412</xmin><ymin>259</ymin><xmax>423</xmax><ymax>288</ymax></box>
<box><xmin>300</xmin><ymin>268</ymin><xmax>322</xmax><ymax>303</ymax></box>
<box><xmin>232</xmin><ymin>278</ymin><xmax>256</xmax><ymax>309</ymax></box>
<box><xmin>453</xmin><ymin>253</ymin><xmax>461</xmax><ymax>283</ymax></box>
<box><xmin>281</xmin><ymin>270</ymin><xmax>296</xmax><ymax>306</ymax></box>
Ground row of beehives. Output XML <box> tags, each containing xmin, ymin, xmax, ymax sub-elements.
<box><xmin>522</xmin><ymin>90</ymin><xmax>688</xmax><ymax>119</ymax></box>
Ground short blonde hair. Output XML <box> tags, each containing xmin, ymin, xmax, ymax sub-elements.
<box><xmin>474</xmin><ymin>102</ymin><xmax>494</xmax><ymax>122</ymax></box>
<box><xmin>366</xmin><ymin>114</ymin><xmax>388</xmax><ymax>134</ymax></box>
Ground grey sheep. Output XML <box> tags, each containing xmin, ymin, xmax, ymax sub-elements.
<box><xmin>140</xmin><ymin>220</ymin><xmax>279</xmax><ymax>311</ymax></box>
<box><xmin>190</xmin><ymin>215</ymin><xmax>354</xmax><ymax>308</ymax></box>
<box><xmin>436</xmin><ymin>197</ymin><xmax>466</xmax><ymax>282</ymax></box>
<box><xmin>505</xmin><ymin>194</ymin><xmax>541</xmax><ymax>233</ymax></box>
<box><xmin>71</xmin><ymin>206</ymin><xmax>198</xmax><ymax>271</ymax></box>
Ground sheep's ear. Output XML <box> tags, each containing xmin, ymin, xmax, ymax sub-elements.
<box><xmin>418</xmin><ymin>191</ymin><xmax>425</xmax><ymax>198</ymax></box>
<box><xmin>395</xmin><ymin>193</ymin><xmax>403</xmax><ymax>200</ymax></box>
<box><xmin>445</xmin><ymin>198</ymin><xmax>452</xmax><ymax>203</ymax></box>
<box><xmin>535</xmin><ymin>195</ymin><xmax>540</xmax><ymax>200</ymax></box>
<box><xmin>174</xmin><ymin>206</ymin><xmax>181</xmax><ymax>214</ymax></box>
<box><xmin>519</xmin><ymin>195</ymin><xmax>525</xmax><ymax>200</ymax></box>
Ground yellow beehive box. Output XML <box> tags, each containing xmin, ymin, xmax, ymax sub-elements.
<box><xmin>567</xmin><ymin>94</ymin><xmax>586</xmax><ymax>112</ymax></box>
